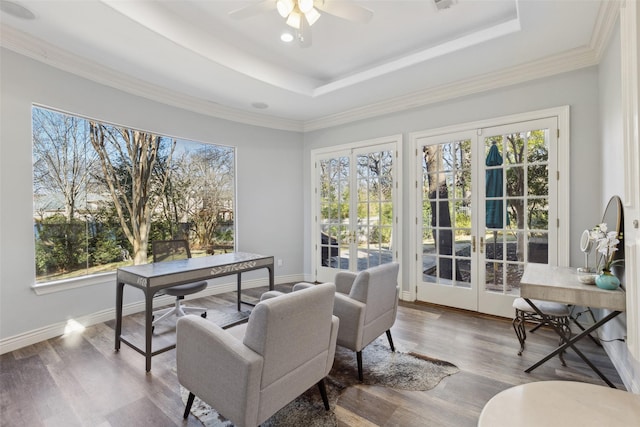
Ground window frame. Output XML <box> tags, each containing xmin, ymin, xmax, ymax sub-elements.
<box><xmin>30</xmin><ymin>105</ymin><xmax>237</xmax><ymax>294</ymax></box>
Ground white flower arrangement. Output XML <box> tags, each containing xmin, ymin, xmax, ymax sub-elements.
<box><xmin>590</xmin><ymin>223</ymin><xmax>622</xmax><ymax>272</ymax></box>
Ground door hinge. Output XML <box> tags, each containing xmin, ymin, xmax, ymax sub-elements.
<box><xmin>557</xmin><ymin>171</ymin><xmax>560</xmax><ymax>180</ymax></box>
<box><xmin>557</xmin><ymin>129</ymin><xmax>560</xmax><ymax>138</ymax></box>
<box><xmin>557</xmin><ymin>218</ymin><xmax>560</xmax><ymax>228</ymax></box>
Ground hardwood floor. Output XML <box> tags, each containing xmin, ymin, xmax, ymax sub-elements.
<box><xmin>0</xmin><ymin>285</ymin><xmax>625</xmax><ymax>427</ymax></box>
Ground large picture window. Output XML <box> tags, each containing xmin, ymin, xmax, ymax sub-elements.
<box><xmin>32</xmin><ymin>106</ymin><xmax>235</xmax><ymax>284</ymax></box>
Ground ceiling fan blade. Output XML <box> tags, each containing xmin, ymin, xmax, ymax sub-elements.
<box><xmin>298</xmin><ymin>17</ymin><xmax>312</xmax><ymax>48</ymax></box>
<box><xmin>229</xmin><ymin>0</ymin><xmax>276</xmax><ymax>19</ymax></box>
<box><xmin>317</xmin><ymin>0</ymin><xmax>373</xmax><ymax>23</ymax></box>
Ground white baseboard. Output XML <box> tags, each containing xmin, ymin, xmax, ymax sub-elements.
<box><xmin>401</xmin><ymin>291</ymin><xmax>414</xmax><ymax>302</ymax></box>
<box><xmin>603</xmin><ymin>340</ymin><xmax>640</xmax><ymax>393</ymax></box>
<box><xmin>0</xmin><ymin>274</ymin><xmax>304</xmax><ymax>355</ymax></box>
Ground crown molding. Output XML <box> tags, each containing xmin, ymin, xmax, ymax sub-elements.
<box><xmin>590</xmin><ymin>0</ymin><xmax>623</xmax><ymax>61</ymax></box>
<box><xmin>1</xmin><ymin>1</ymin><xmax>621</xmax><ymax>133</ymax></box>
<box><xmin>303</xmin><ymin>45</ymin><xmax>600</xmax><ymax>132</ymax></box>
<box><xmin>0</xmin><ymin>25</ymin><xmax>305</xmax><ymax>132</ymax></box>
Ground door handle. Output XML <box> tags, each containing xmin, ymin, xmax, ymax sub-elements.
<box><xmin>480</xmin><ymin>237</ymin><xmax>485</xmax><ymax>254</ymax></box>
<box><xmin>472</xmin><ymin>236</ymin><xmax>476</xmax><ymax>252</ymax></box>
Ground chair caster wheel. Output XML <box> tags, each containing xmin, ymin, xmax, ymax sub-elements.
<box><xmin>201</xmin><ymin>312</ymin><xmax>207</xmax><ymax>319</ymax></box>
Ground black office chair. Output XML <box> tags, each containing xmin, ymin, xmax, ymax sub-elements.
<box><xmin>152</xmin><ymin>240</ymin><xmax>208</xmax><ymax>327</ymax></box>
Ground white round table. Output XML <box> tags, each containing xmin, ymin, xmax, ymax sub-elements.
<box><xmin>478</xmin><ymin>381</ymin><xmax>640</xmax><ymax>427</ymax></box>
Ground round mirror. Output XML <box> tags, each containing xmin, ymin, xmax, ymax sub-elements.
<box><xmin>601</xmin><ymin>195</ymin><xmax>624</xmax><ymax>286</ymax></box>
<box><xmin>580</xmin><ymin>229</ymin><xmax>592</xmax><ymax>252</ymax></box>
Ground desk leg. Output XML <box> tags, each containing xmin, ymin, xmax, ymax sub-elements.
<box><xmin>236</xmin><ymin>265</ymin><xmax>274</xmax><ymax>311</ymax></box>
<box><xmin>268</xmin><ymin>265</ymin><xmax>274</xmax><ymax>291</ymax></box>
<box><xmin>145</xmin><ymin>290</ymin><xmax>153</xmax><ymax>372</ymax></box>
<box><xmin>571</xmin><ymin>307</ymin><xmax>602</xmax><ymax>347</ymax></box>
<box><xmin>524</xmin><ymin>299</ymin><xmax>620</xmax><ymax>388</ymax></box>
<box><xmin>237</xmin><ymin>273</ymin><xmax>242</xmax><ymax>312</ymax></box>
<box><xmin>115</xmin><ymin>282</ymin><xmax>124</xmax><ymax>351</ymax></box>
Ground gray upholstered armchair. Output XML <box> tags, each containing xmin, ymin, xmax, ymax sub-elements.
<box><xmin>176</xmin><ymin>282</ymin><xmax>339</xmax><ymax>427</ymax></box>
<box><xmin>295</xmin><ymin>262</ymin><xmax>400</xmax><ymax>381</ymax></box>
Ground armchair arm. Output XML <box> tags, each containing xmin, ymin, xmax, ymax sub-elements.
<box><xmin>177</xmin><ymin>316</ymin><xmax>263</xmax><ymax>426</ymax></box>
<box><xmin>260</xmin><ymin>290</ymin><xmax>285</xmax><ymax>301</ymax></box>
<box><xmin>334</xmin><ymin>271</ymin><xmax>357</xmax><ymax>295</ymax></box>
<box><xmin>292</xmin><ymin>282</ymin><xmax>314</xmax><ymax>292</ymax></box>
<box><xmin>326</xmin><ymin>315</ymin><xmax>340</xmax><ymax>375</ymax></box>
<box><xmin>333</xmin><ymin>293</ymin><xmax>366</xmax><ymax>351</ymax></box>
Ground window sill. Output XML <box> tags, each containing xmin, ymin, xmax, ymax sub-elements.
<box><xmin>32</xmin><ymin>272</ymin><xmax>116</xmax><ymax>295</ymax></box>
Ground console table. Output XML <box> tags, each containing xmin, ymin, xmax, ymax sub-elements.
<box><xmin>520</xmin><ymin>263</ymin><xmax>626</xmax><ymax>388</ymax></box>
<box><xmin>115</xmin><ymin>252</ymin><xmax>274</xmax><ymax>371</ymax></box>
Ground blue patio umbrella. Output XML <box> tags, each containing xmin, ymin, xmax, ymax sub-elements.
<box><xmin>485</xmin><ymin>142</ymin><xmax>504</xmax><ymax>229</ymax></box>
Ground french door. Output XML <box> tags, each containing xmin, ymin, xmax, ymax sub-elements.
<box><xmin>313</xmin><ymin>138</ymin><xmax>400</xmax><ymax>283</ymax></box>
<box><xmin>414</xmin><ymin>118</ymin><xmax>558</xmax><ymax>317</ymax></box>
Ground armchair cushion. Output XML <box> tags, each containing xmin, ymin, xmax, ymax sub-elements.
<box><xmin>333</xmin><ymin>292</ymin><xmax>365</xmax><ymax>349</ymax></box>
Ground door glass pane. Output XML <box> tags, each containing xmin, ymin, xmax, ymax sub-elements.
<box><xmin>422</xmin><ymin>139</ymin><xmax>472</xmax><ymax>288</ymax></box>
<box><xmin>484</xmin><ymin>128</ymin><xmax>550</xmax><ymax>295</ymax></box>
<box><xmin>319</xmin><ymin>157</ymin><xmax>350</xmax><ymax>270</ymax></box>
<box><xmin>355</xmin><ymin>150</ymin><xmax>394</xmax><ymax>271</ymax></box>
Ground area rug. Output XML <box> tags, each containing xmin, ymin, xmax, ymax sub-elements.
<box><xmin>181</xmin><ymin>337</ymin><xmax>459</xmax><ymax>426</ymax></box>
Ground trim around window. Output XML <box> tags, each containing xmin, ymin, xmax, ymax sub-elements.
<box><xmin>32</xmin><ymin>271</ymin><xmax>116</xmax><ymax>295</ymax></box>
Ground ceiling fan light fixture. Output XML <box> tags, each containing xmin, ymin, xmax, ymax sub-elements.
<box><xmin>286</xmin><ymin>11</ymin><xmax>302</xmax><ymax>29</ymax></box>
<box><xmin>280</xmin><ymin>32</ymin><xmax>294</xmax><ymax>42</ymax></box>
<box><xmin>304</xmin><ymin>7</ymin><xmax>320</xmax><ymax>26</ymax></box>
<box><xmin>276</xmin><ymin>0</ymin><xmax>294</xmax><ymax>18</ymax></box>
<box><xmin>297</xmin><ymin>0</ymin><xmax>314</xmax><ymax>14</ymax></box>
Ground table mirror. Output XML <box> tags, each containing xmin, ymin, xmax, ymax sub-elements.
<box><xmin>601</xmin><ymin>195</ymin><xmax>624</xmax><ymax>288</ymax></box>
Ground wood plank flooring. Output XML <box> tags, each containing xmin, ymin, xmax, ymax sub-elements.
<box><xmin>0</xmin><ymin>285</ymin><xmax>625</xmax><ymax>426</ymax></box>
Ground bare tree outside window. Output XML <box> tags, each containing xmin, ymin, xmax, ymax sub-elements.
<box><xmin>89</xmin><ymin>123</ymin><xmax>175</xmax><ymax>265</ymax></box>
<box><xmin>32</xmin><ymin>106</ymin><xmax>235</xmax><ymax>283</ymax></box>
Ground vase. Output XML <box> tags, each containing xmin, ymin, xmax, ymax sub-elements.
<box><xmin>595</xmin><ymin>271</ymin><xmax>620</xmax><ymax>290</ymax></box>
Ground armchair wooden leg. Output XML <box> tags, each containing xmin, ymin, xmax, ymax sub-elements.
<box><xmin>386</xmin><ymin>329</ymin><xmax>395</xmax><ymax>352</ymax></box>
<box><xmin>356</xmin><ymin>351</ymin><xmax>363</xmax><ymax>382</ymax></box>
<box><xmin>317</xmin><ymin>379</ymin><xmax>330</xmax><ymax>410</ymax></box>
<box><xmin>183</xmin><ymin>392</ymin><xmax>195</xmax><ymax>419</ymax></box>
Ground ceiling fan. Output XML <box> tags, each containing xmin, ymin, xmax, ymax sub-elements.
<box><xmin>229</xmin><ymin>0</ymin><xmax>374</xmax><ymax>47</ymax></box>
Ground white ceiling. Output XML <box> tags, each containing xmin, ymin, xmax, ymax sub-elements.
<box><xmin>0</xmin><ymin>0</ymin><xmax>612</xmax><ymax>131</ymax></box>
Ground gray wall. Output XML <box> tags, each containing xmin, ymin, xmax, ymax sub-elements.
<box><xmin>0</xmin><ymin>48</ymin><xmax>304</xmax><ymax>340</ymax></box>
<box><xmin>303</xmin><ymin>67</ymin><xmax>604</xmax><ymax>292</ymax></box>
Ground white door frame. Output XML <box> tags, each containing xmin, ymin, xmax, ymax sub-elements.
<box><xmin>408</xmin><ymin>107</ymin><xmax>570</xmax><ymax>309</ymax></box>
<box><xmin>311</xmin><ymin>135</ymin><xmax>403</xmax><ymax>284</ymax></box>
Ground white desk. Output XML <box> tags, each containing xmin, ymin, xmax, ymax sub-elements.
<box><xmin>478</xmin><ymin>381</ymin><xmax>640</xmax><ymax>427</ymax></box>
<box><xmin>115</xmin><ymin>252</ymin><xmax>274</xmax><ymax>371</ymax></box>
<box><xmin>520</xmin><ymin>263</ymin><xmax>626</xmax><ymax>388</ymax></box>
